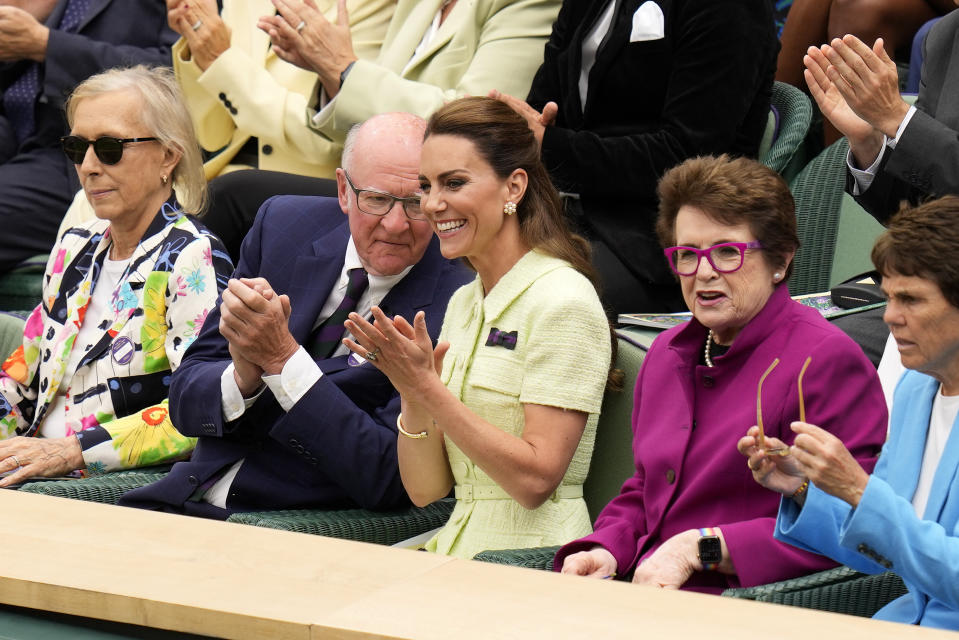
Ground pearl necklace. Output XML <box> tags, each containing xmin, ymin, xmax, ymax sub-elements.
<box><xmin>704</xmin><ymin>329</ymin><xmax>716</xmax><ymax>367</ymax></box>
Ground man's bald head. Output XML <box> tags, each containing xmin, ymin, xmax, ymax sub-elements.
<box><xmin>341</xmin><ymin>112</ymin><xmax>427</xmax><ymax>175</ymax></box>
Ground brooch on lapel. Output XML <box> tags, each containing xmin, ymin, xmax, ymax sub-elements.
<box><xmin>485</xmin><ymin>328</ymin><xmax>517</xmax><ymax>350</ymax></box>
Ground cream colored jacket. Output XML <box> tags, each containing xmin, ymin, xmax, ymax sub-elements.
<box><xmin>175</xmin><ymin>0</ymin><xmax>394</xmax><ymax>180</ymax></box>
<box><xmin>310</xmin><ymin>0</ymin><xmax>560</xmax><ymax>142</ymax></box>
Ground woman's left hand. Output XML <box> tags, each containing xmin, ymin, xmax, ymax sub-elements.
<box><xmin>260</xmin><ymin>0</ymin><xmax>356</xmax><ymax>96</ymax></box>
<box><xmin>343</xmin><ymin>307</ymin><xmax>446</xmax><ymax>401</ymax></box>
<box><xmin>168</xmin><ymin>0</ymin><xmax>230</xmax><ymax>71</ymax></box>
<box><xmin>0</xmin><ymin>436</ymin><xmax>83</xmax><ymax>487</ymax></box>
<box><xmin>631</xmin><ymin>530</ymin><xmax>700</xmax><ymax>589</ymax></box>
<box><xmin>789</xmin><ymin>421</ymin><xmax>871</xmax><ymax>507</ymax></box>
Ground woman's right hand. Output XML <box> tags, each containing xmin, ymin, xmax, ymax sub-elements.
<box><xmin>560</xmin><ymin>547</ymin><xmax>617</xmax><ymax>579</ymax></box>
<box><xmin>737</xmin><ymin>425</ymin><xmax>806</xmax><ymax>496</ymax></box>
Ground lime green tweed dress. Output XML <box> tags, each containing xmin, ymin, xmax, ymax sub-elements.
<box><xmin>425</xmin><ymin>250</ymin><xmax>610</xmax><ymax>559</ymax></box>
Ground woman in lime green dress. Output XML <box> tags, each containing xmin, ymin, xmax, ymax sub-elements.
<box><xmin>345</xmin><ymin>97</ymin><xmax>615</xmax><ymax>559</ymax></box>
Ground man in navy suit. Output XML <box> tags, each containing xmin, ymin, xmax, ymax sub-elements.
<box><xmin>121</xmin><ymin>112</ymin><xmax>472</xmax><ymax>519</ymax></box>
<box><xmin>0</xmin><ymin>0</ymin><xmax>176</xmax><ymax>272</ymax></box>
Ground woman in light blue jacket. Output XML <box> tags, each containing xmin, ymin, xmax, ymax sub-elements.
<box><xmin>740</xmin><ymin>196</ymin><xmax>959</xmax><ymax>630</ymax></box>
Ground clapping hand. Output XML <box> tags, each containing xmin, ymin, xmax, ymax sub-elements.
<box><xmin>259</xmin><ymin>0</ymin><xmax>356</xmax><ymax>97</ymax></box>
<box><xmin>0</xmin><ymin>6</ymin><xmax>49</xmax><ymax>62</ymax></box>
<box><xmin>343</xmin><ymin>307</ymin><xmax>446</xmax><ymax>401</ymax></box>
<box><xmin>167</xmin><ymin>0</ymin><xmax>230</xmax><ymax>71</ymax></box>
<box><xmin>218</xmin><ymin>277</ymin><xmax>295</xmax><ymax>390</ymax></box>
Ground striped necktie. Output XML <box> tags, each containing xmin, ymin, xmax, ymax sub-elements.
<box><xmin>307</xmin><ymin>267</ymin><xmax>369</xmax><ymax>360</ymax></box>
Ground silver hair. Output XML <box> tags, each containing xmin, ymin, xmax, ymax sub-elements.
<box><xmin>65</xmin><ymin>65</ymin><xmax>207</xmax><ymax>215</ymax></box>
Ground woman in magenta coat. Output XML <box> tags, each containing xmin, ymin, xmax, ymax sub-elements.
<box><xmin>554</xmin><ymin>155</ymin><xmax>888</xmax><ymax>593</ymax></box>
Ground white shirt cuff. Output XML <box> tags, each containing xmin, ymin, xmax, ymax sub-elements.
<box><xmin>889</xmin><ymin>105</ymin><xmax>917</xmax><ymax>149</ymax></box>
<box><xmin>262</xmin><ymin>346</ymin><xmax>323</xmax><ymax>412</ymax></box>
<box><xmin>846</xmin><ymin>142</ymin><xmax>888</xmax><ymax>196</ymax></box>
<box><xmin>220</xmin><ymin>363</ymin><xmax>266</xmax><ymax>422</ymax></box>
<box><xmin>311</xmin><ymin>92</ymin><xmax>335</xmax><ymax>125</ymax></box>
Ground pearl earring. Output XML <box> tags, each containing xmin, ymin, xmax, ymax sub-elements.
<box><xmin>504</xmin><ymin>201</ymin><xmax>517</xmax><ymax>216</ymax></box>
<box><xmin>161</xmin><ymin>175</ymin><xmax>168</xmax><ymax>185</ymax></box>
<box><xmin>774</xmin><ymin>272</ymin><xmax>782</xmax><ymax>282</ymax></box>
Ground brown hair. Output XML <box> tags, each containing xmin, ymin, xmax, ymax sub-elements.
<box><xmin>873</xmin><ymin>196</ymin><xmax>959</xmax><ymax>308</ymax></box>
<box><xmin>656</xmin><ymin>155</ymin><xmax>799</xmax><ymax>279</ymax></box>
<box><xmin>425</xmin><ymin>97</ymin><xmax>621</xmax><ymax>389</ymax></box>
<box><xmin>424</xmin><ymin>97</ymin><xmax>599</xmax><ymax>287</ymax></box>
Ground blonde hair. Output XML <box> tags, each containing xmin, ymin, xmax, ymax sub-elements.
<box><xmin>65</xmin><ymin>65</ymin><xmax>207</xmax><ymax>214</ymax></box>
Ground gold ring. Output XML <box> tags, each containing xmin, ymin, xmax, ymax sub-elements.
<box><xmin>10</xmin><ymin>455</ymin><xmax>21</xmax><ymax>468</ymax></box>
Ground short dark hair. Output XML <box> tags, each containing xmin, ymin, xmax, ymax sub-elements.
<box><xmin>872</xmin><ymin>196</ymin><xmax>959</xmax><ymax>308</ymax></box>
<box><xmin>656</xmin><ymin>155</ymin><xmax>799</xmax><ymax>279</ymax></box>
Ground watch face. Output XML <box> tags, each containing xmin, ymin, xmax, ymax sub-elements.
<box><xmin>699</xmin><ymin>535</ymin><xmax>722</xmax><ymax>564</ymax></box>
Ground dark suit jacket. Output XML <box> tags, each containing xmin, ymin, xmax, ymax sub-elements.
<box><xmin>0</xmin><ymin>0</ymin><xmax>176</xmax><ymax>157</ymax></box>
<box><xmin>527</xmin><ymin>0</ymin><xmax>776</xmax><ymax>286</ymax></box>
<box><xmin>120</xmin><ymin>195</ymin><xmax>472</xmax><ymax>516</ymax></box>
<box><xmin>850</xmin><ymin>9</ymin><xmax>959</xmax><ymax>224</ymax></box>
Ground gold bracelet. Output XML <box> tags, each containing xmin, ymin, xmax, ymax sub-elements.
<box><xmin>396</xmin><ymin>413</ymin><xmax>428</xmax><ymax>439</ymax></box>
<box><xmin>791</xmin><ymin>479</ymin><xmax>810</xmax><ymax>500</ymax></box>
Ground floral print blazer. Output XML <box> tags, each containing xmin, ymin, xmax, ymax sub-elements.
<box><xmin>0</xmin><ymin>199</ymin><xmax>232</xmax><ymax>474</ymax></box>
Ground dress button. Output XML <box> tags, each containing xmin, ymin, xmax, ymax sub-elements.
<box><xmin>703</xmin><ymin>376</ymin><xmax>714</xmax><ymax>388</ymax></box>
<box><xmin>262</xmin><ymin>144</ymin><xmax>273</xmax><ymax>155</ymax></box>
<box><xmin>857</xmin><ymin>543</ymin><xmax>867</xmax><ymax>553</ymax></box>
<box><xmin>188</xmin><ymin>475</ymin><xmax>199</xmax><ymax>486</ymax></box>
<box><xmin>218</xmin><ymin>92</ymin><xmax>226</xmax><ymax>101</ymax></box>
<box><xmin>229</xmin><ymin>107</ymin><xmax>238</xmax><ymax>115</ymax></box>
<box><xmin>665</xmin><ymin>469</ymin><xmax>676</xmax><ymax>484</ymax></box>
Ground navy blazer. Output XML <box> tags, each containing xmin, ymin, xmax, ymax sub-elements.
<box><xmin>0</xmin><ymin>0</ymin><xmax>176</xmax><ymax>155</ymax></box>
<box><xmin>527</xmin><ymin>0</ymin><xmax>776</xmax><ymax>286</ymax></box>
<box><xmin>121</xmin><ymin>195</ymin><xmax>472</xmax><ymax>515</ymax></box>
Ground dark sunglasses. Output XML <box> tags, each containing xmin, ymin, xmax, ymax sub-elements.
<box><xmin>60</xmin><ymin>135</ymin><xmax>158</xmax><ymax>165</ymax></box>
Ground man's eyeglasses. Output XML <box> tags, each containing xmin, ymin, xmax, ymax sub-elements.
<box><xmin>663</xmin><ymin>241</ymin><xmax>764</xmax><ymax>276</ymax></box>
<box><xmin>343</xmin><ymin>171</ymin><xmax>425</xmax><ymax>220</ymax></box>
<box><xmin>60</xmin><ymin>135</ymin><xmax>158</xmax><ymax>165</ymax></box>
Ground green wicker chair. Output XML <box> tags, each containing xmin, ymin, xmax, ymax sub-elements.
<box><xmin>473</xmin><ymin>330</ymin><xmax>653</xmax><ymax>570</ymax></box>
<box><xmin>760</xmin><ymin>82</ymin><xmax>813</xmax><ymax>182</ymax></box>
<box><xmin>721</xmin><ymin>565</ymin><xmax>908</xmax><ymax>618</ymax></box>
<box><xmin>226</xmin><ymin>499</ymin><xmax>455</xmax><ymax>546</ymax></box>
<box><xmin>788</xmin><ymin>138</ymin><xmax>851</xmax><ymax>296</ymax></box>
<box><xmin>0</xmin><ymin>254</ymin><xmax>46</xmax><ymax>313</ymax></box>
<box><xmin>18</xmin><ymin>465</ymin><xmax>173</xmax><ymax>505</ymax></box>
<box><xmin>0</xmin><ymin>312</ymin><xmax>26</xmax><ymax>362</ymax></box>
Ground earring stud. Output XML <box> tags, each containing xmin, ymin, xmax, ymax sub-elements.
<box><xmin>504</xmin><ymin>201</ymin><xmax>517</xmax><ymax>216</ymax></box>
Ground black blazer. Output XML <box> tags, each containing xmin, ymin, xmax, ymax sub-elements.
<box><xmin>120</xmin><ymin>196</ymin><xmax>472</xmax><ymax>516</ymax></box>
<box><xmin>528</xmin><ymin>0</ymin><xmax>777</xmax><ymax>286</ymax></box>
